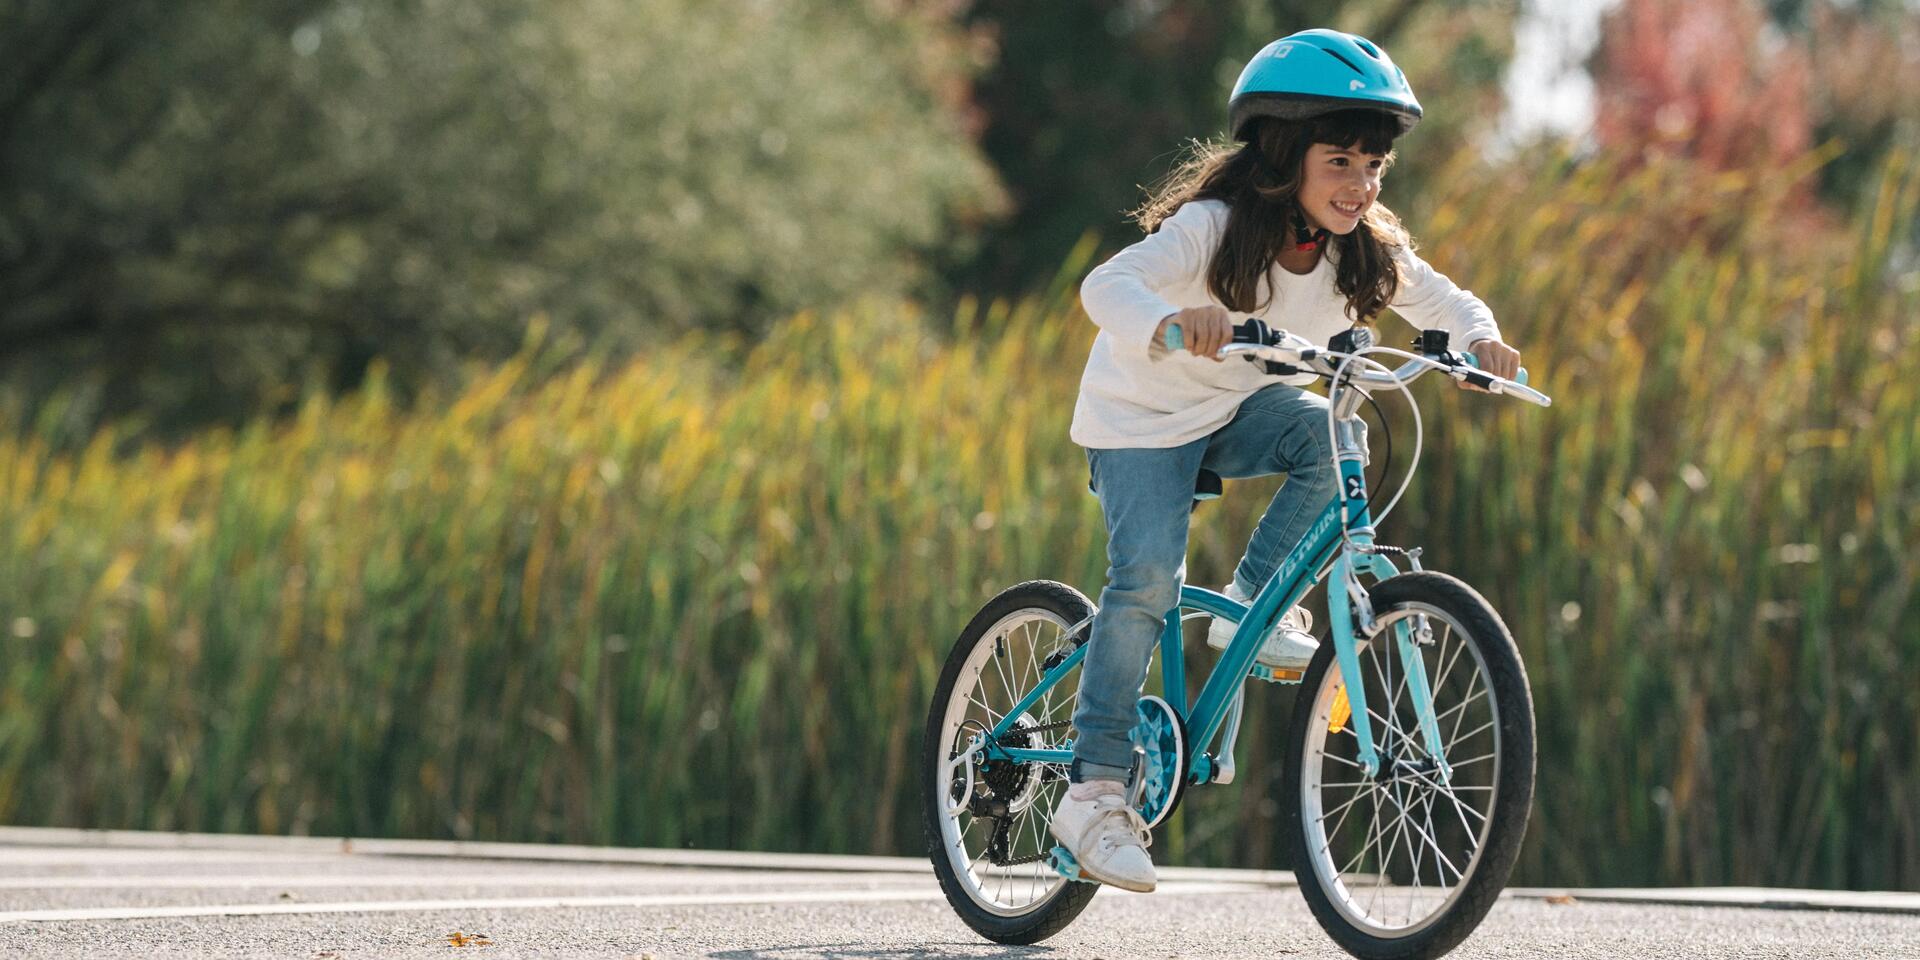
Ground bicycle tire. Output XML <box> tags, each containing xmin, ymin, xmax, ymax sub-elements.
<box><xmin>923</xmin><ymin>579</ymin><xmax>1100</xmax><ymax>944</ymax></box>
<box><xmin>1281</xmin><ymin>572</ymin><xmax>1535</xmax><ymax>960</ymax></box>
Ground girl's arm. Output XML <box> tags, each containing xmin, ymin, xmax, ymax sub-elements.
<box><xmin>1079</xmin><ymin>200</ymin><xmax>1223</xmax><ymax>354</ymax></box>
<box><xmin>1389</xmin><ymin>246</ymin><xmax>1503</xmax><ymax>349</ymax></box>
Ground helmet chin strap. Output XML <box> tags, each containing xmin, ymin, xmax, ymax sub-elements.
<box><xmin>1290</xmin><ymin>204</ymin><xmax>1330</xmax><ymax>251</ymax></box>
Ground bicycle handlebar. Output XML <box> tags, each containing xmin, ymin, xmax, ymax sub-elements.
<box><xmin>1160</xmin><ymin>321</ymin><xmax>1551</xmax><ymax>408</ymax></box>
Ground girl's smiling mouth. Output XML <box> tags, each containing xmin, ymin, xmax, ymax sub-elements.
<box><xmin>1330</xmin><ymin>199</ymin><xmax>1365</xmax><ymax>217</ymax></box>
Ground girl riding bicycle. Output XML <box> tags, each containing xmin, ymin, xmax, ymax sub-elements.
<box><xmin>1053</xmin><ymin>28</ymin><xmax>1525</xmax><ymax>893</ymax></box>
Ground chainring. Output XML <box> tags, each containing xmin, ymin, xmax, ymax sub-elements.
<box><xmin>1131</xmin><ymin>694</ymin><xmax>1188</xmax><ymax>829</ymax></box>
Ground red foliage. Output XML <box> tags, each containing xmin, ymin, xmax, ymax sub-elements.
<box><xmin>1593</xmin><ymin>0</ymin><xmax>1813</xmax><ymax>173</ymax></box>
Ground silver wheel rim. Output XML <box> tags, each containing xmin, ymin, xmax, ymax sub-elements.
<box><xmin>935</xmin><ymin>608</ymin><xmax>1079</xmax><ymax>916</ymax></box>
<box><xmin>1299</xmin><ymin>602</ymin><xmax>1501</xmax><ymax>937</ymax></box>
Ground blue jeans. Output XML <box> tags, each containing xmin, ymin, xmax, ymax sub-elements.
<box><xmin>1069</xmin><ymin>383</ymin><xmax>1360</xmax><ymax>785</ymax></box>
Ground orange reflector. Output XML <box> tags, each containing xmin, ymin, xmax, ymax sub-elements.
<box><xmin>1329</xmin><ymin>680</ymin><xmax>1351</xmax><ymax>734</ymax></box>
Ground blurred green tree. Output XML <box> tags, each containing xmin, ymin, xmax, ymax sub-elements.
<box><xmin>0</xmin><ymin>0</ymin><xmax>1003</xmax><ymax>433</ymax></box>
<box><xmin>946</xmin><ymin>0</ymin><xmax>1520</xmax><ymax>300</ymax></box>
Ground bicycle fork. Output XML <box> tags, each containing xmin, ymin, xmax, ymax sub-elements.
<box><xmin>1327</xmin><ymin>545</ymin><xmax>1454</xmax><ymax>784</ymax></box>
<box><xmin>1320</xmin><ymin>410</ymin><xmax>1454</xmax><ymax>783</ymax></box>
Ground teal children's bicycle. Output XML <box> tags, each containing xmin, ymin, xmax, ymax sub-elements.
<box><xmin>923</xmin><ymin>321</ymin><xmax>1552</xmax><ymax>959</ymax></box>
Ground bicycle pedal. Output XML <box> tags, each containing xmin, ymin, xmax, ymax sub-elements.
<box><xmin>1047</xmin><ymin>845</ymin><xmax>1096</xmax><ymax>884</ymax></box>
<box><xmin>1248</xmin><ymin>663</ymin><xmax>1305</xmax><ymax>684</ymax></box>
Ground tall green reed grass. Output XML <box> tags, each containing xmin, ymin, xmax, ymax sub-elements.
<box><xmin>0</xmin><ymin>145</ymin><xmax>1914</xmax><ymax>888</ymax></box>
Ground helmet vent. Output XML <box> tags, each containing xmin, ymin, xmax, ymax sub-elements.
<box><xmin>1319</xmin><ymin>48</ymin><xmax>1364</xmax><ymax>75</ymax></box>
<box><xmin>1356</xmin><ymin>39</ymin><xmax>1382</xmax><ymax>58</ymax></box>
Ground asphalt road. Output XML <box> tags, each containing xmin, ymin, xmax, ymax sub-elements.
<box><xmin>0</xmin><ymin>828</ymin><xmax>1915</xmax><ymax>959</ymax></box>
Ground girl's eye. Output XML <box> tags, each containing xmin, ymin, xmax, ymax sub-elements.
<box><xmin>1331</xmin><ymin>157</ymin><xmax>1348</xmax><ymax>166</ymax></box>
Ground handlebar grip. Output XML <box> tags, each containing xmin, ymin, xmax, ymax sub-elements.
<box><xmin>1161</xmin><ymin>319</ymin><xmax>1275</xmax><ymax>352</ymax></box>
<box><xmin>1460</xmin><ymin>351</ymin><xmax>1528</xmax><ymax>386</ymax></box>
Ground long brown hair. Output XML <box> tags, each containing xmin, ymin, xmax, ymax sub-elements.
<box><xmin>1131</xmin><ymin>110</ymin><xmax>1411</xmax><ymax>323</ymax></box>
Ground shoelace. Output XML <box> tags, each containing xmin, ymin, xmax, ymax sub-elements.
<box><xmin>1089</xmin><ymin>795</ymin><xmax>1154</xmax><ymax>852</ymax></box>
<box><xmin>1281</xmin><ymin>604</ymin><xmax>1313</xmax><ymax>633</ymax></box>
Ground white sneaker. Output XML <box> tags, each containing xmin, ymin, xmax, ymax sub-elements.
<box><xmin>1048</xmin><ymin>780</ymin><xmax>1156</xmax><ymax>892</ymax></box>
<box><xmin>1206</xmin><ymin>582</ymin><xmax>1317</xmax><ymax>669</ymax></box>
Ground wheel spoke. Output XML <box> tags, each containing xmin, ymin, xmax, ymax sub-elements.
<box><xmin>1429</xmin><ymin>621</ymin><xmax>1465</xmax><ymax>693</ymax></box>
<box><xmin>1366</xmin><ymin>705</ymin><xmax>1431</xmax><ymax>762</ymax></box>
<box><xmin>1021</xmin><ymin>621</ymin><xmax>1042</xmax><ymax>692</ymax></box>
<box><xmin>1430</xmin><ymin>680</ymin><xmax>1485</xmax><ymax>728</ymax></box>
<box><xmin>1406</xmin><ymin>789</ymin><xmax>1430</xmax><ymax>922</ymax></box>
<box><xmin>991</xmin><ymin>638</ymin><xmax>1017</xmax><ymax>711</ymax></box>
<box><xmin>1440</xmin><ymin>783</ymin><xmax>1490</xmax><ymax>827</ymax></box>
<box><xmin>1359</xmin><ymin>787</ymin><xmax>1390</xmax><ymax>890</ymax></box>
<box><xmin>1375</xmin><ymin>784</ymin><xmax>1464</xmax><ymax>884</ymax></box>
<box><xmin>1445</xmin><ymin>717</ymin><xmax>1495</xmax><ymax>755</ymax></box>
<box><xmin>1368</xmin><ymin>633</ymin><xmax>1392</xmax><ymax>728</ymax></box>
<box><xmin>1401</xmin><ymin>764</ymin><xmax>1492</xmax><ymax>830</ymax></box>
<box><xmin>1373</xmin><ymin>782</ymin><xmax>1411</xmax><ymax>916</ymax></box>
<box><xmin>1316</xmin><ymin>780</ymin><xmax>1376</xmax><ymax>864</ymax></box>
<box><xmin>1018</xmin><ymin>806</ymin><xmax>1042</xmax><ymax>902</ymax></box>
<box><xmin>1336</xmin><ymin>790</ymin><xmax>1388</xmax><ymax>877</ymax></box>
<box><xmin>1386</xmin><ymin>643</ymin><xmax>1412</xmax><ymax>726</ymax></box>
<box><xmin>1317</xmin><ymin>783</ymin><xmax>1372</xmax><ymax>840</ymax></box>
<box><xmin>1322</xmin><ymin>750</ymin><xmax>1366</xmax><ymax>771</ymax></box>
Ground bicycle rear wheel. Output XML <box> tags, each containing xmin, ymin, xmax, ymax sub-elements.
<box><xmin>1282</xmin><ymin>572</ymin><xmax>1535</xmax><ymax>960</ymax></box>
<box><xmin>923</xmin><ymin>580</ymin><xmax>1098</xmax><ymax>944</ymax></box>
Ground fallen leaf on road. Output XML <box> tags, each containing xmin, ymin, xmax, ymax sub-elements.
<box><xmin>1544</xmin><ymin>894</ymin><xmax>1577</xmax><ymax>905</ymax></box>
<box><xmin>445</xmin><ymin>931</ymin><xmax>494</xmax><ymax>947</ymax></box>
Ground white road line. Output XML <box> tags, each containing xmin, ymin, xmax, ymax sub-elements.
<box><xmin>0</xmin><ymin>881</ymin><xmax>1259</xmax><ymax>924</ymax></box>
<box><xmin>0</xmin><ymin>871</ymin><xmax>918</xmax><ymax>891</ymax></box>
<box><xmin>0</xmin><ymin>850</ymin><xmax>346</xmax><ymax>867</ymax></box>
<box><xmin>1505</xmin><ymin>886</ymin><xmax>1920</xmax><ymax>915</ymax></box>
<box><xmin>0</xmin><ymin>829</ymin><xmax>1299</xmax><ymax>886</ymax></box>
<box><xmin>0</xmin><ymin>829</ymin><xmax>924</xmax><ymax>874</ymax></box>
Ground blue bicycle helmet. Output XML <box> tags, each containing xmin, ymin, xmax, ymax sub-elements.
<box><xmin>1228</xmin><ymin>29</ymin><xmax>1422</xmax><ymax>141</ymax></box>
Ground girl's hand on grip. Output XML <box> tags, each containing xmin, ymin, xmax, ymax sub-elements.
<box><xmin>1163</xmin><ymin>306</ymin><xmax>1232</xmax><ymax>361</ymax></box>
<box><xmin>1461</xmin><ymin>339</ymin><xmax>1522</xmax><ymax>392</ymax></box>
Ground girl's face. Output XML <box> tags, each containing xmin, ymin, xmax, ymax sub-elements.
<box><xmin>1297</xmin><ymin>142</ymin><xmax>1387</xmax><ymax>235</ymax></box>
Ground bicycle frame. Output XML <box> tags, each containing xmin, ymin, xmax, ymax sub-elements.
<box><xmin>980</xmin><ymin>393</ymin><xmax>1453</xmax><ymax>785</ymax></box>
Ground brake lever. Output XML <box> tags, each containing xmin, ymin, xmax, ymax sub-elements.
<box><xmin>1446</xmin><ymin>351</ymin><xmax>1551</xmax><ymax>406</ymax></box>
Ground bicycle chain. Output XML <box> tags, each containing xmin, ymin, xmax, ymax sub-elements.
<box><xmin>1003</xmin><ymin>718</ymin><xmax>1075</xmax><ymax>738</ymax></box>
<box><xmin>997</xmin><ymin>842</ymin><xmax>1052</xmax><ymax>866</ymax></box>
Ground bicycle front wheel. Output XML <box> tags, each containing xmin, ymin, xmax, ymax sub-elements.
<box><xmin>922</xmin><ymin>580</ymin><xmax>1098</xmax><ymax>944</ymax></box>
<box><xmin>1282</xmin><ymin>572</ymin><xmax>1535</xmax><ymax>960</ymax></box>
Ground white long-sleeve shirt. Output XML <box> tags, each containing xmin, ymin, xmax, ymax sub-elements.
<box><xmin>1070</xmin><ymin>198</ymin><xmax>1503</xmax><ymax>449</ymax></box>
